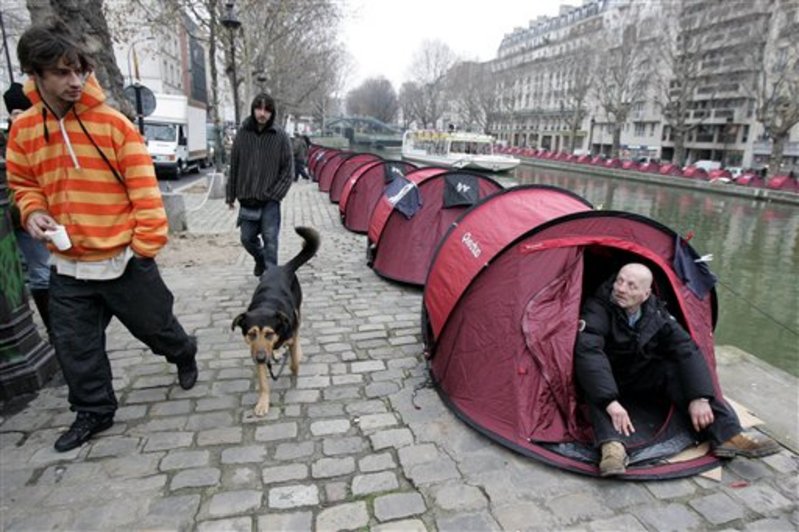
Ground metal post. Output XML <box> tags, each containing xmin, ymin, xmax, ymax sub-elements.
<box><xmin>221</xmin><ymin>1</ymin><xmax>242</xmax><ymax>127</ymax></box>
<box><xmin>134</xmin><ymin>84</ymin><xmax>145</xmax><ymax>135</ymax></box>
<box><xmin>0</xmin><ymin>162</ymin><xmax>57</xmax><ymax>399</ymax></box>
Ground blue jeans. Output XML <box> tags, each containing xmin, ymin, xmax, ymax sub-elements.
<box><xmin>238</xmin><ymin>200</ymin><xmax>281</xmax><ymax>266</ymax></box>
<box><xmin>294</xmin><ymin>158</ymin><xmax>309</xmax><ymax>180</ymax></box>
<box><xmin>16</xmin><ymin>229</ymin><xmax>51</xmax><ymax>290</ymax></box>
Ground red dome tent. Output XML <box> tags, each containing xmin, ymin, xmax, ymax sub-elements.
<box><xmin>309</xmin><ymin>148</ymin><xmax>339</xmax><ymax>181</ymax></box>
<box><xmin>328</xmin><ymin>153</ymin><xmax>383</xmax><ymax>204</ymax></box>
<box><xmin>339</xmin><ymin>160</ymin><xmax>417</xmax><ymax>234</ymax></box>
<box><xmin>307</xmin><ymin>145</ymin><xmax>321</xmax><ymax>166</ymax></box>
<box><xmin>422</xmin><ymin>187</ymin><xmax>725</xmax><ymax>479</ymax></box>
<box><xmin>367</xmin><ymin>168</ymin><xmax>503</xmax><ymax>286</ymax></box>
<box><xmin>317</xmin><ymin>151</ymin><xmax>351</xmax><ymax>191</ymax></box>
<box><xmin>766</xmin><ymin>174</ymin><xmax>799</xmax><ymax>192</ymax></box>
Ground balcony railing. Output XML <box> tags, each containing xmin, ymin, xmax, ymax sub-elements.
<box><xmin>753</xmin><ymin>140</ymin><xmax>799</xmax><ymax>155</ymax></box>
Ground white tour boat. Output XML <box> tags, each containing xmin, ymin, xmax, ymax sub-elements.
<box><xmin>401</xmin><ymin>130</ymin><xmax>520</xmax><ymax>172</ymax></box>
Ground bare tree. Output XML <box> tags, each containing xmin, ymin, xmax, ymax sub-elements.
<box><xmin>112</xmin><ymin>0</ymin><xmax>344</xmax><ymax>158</ymax></box>
<box><xmin>398</xmin><ymin>81</ymin><xmax>421</xmax><ymax>129</ymax></box>
<box><xmin>25</xmin><ymin>0</ymin><xmax>133</xmax><ymax>116</ymax></box>
<box><xmin>308</xmin><ymin>50</ymin><xmax>350</xmax><ymax>133</ymax></box>
<box><xmin>496</xmin><ymin>68</ymin><xmax>521</xmax><ymax>145</ymax></box>
<box><xmin>593</xmin><ymin>5</ymin><xmax>652</xmax><ymax>158</ymax></box>
<box><xmin>748</xmin><ymin>0</ymin><xmax>799</xmax><ymax>178</ymax></box>
<box><xmin>476</xmin><ymin>62</ymin><xmax>503</xmax><ymax>135</ymax></box>
<box><xmin>234</xmin><ymin>0</ymin><xmax>343</xmax><ymax>125</ymax></box>
<box><xmin>651</xmin><ymin>0</ymin><xmax>721</xmax><ymax>166</ymax></box>
<box><xmin>407</xmin><ymin>39</ymin><xmax>457</xmax><ymax>128</ymax></box>
<box><xmin>345</xmin><ymin>77</ymin><xmax>398</xmax><ymax>124</ymax></box>
<box><xmin>562</xmin><ymin>47</ymin><xmax>596</xmax><ymax>153</ymax></box>
<box><xmin>446</xmin><ymin>61</ymin><xmax>493</xmax><ymax>133</ymax></box>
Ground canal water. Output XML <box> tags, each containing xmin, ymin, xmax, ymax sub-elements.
<box><xmin>507</xmin><ymin>164</ymin><xmax>798</xmax><ymax>376</ymax></box>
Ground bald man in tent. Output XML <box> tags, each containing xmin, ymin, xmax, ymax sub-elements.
<box><xmin>574</xmin><ymin>263</ymin><xmax>780</xmax><ymax>476</ymax></box>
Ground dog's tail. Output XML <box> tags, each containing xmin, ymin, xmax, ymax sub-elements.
<box><xmin>285</xmin><ymin>226</ymin><xmax>320</xmax><ymax>274</ymax></box>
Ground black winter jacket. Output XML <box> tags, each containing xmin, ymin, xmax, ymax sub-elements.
<box><xmin>574</xmin><ymin>280</ymin><xmax>715</xmax><ymax>408</ymax></box>
<box><xmin>226</xmin><ymin>116</ymin><xmax>294</xmax><ymax>206</ymax></box>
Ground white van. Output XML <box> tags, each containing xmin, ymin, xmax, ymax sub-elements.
<box><xmin>144</xmin><ymin>94</ymin><xmax>208</xmax><ymax>179</ymax></box>
<box><xmin>692</xmin><ymin>160</ymin><xmax>722</xmax><ymax>172</ymax></box>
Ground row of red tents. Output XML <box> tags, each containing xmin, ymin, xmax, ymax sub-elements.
<box><xmin>306</xmin><ymin>143</ymin><xmax>730</xmax><ymax>480</ymax></box>
<box><xmin>495</xmin><ymin>147</ymin><xmax>799</xmax><ymax>193</ymax></box>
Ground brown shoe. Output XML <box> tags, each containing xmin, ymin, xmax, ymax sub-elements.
<box><xmin>599</xmin><ymin>441</ymin><xmax>628</xmax><ymax>477</ymax></box>
<box><xmin>715</xmin><ymin>432</ymin><xmax>781</xmax><ymax>459</ymax></box>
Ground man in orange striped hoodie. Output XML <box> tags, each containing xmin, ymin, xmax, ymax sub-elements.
<box><xmin>6</xmin><ymin>21</ymin><xmax>198</xmax><ymax>452</ymax></box>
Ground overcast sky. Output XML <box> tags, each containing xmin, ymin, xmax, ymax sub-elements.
<box><xmin>338</xmin><ymin>0</ymin><xmax>563</xmax><ymax>91</ymax></box>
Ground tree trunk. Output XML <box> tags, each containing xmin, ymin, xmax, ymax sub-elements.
<box><xmin>26</xmin><ymin>0</ymin><xmax>134</xmax><ymax>118</ymax></box>
<box><xmin>767</xmin><ymin>131</ymin><xmax>787</xmax><ymax>180</ymax></box>
<box><xmin>672</xmin><ymin>129</ymin><xmax>686</xmax><ymax>166</ymax></box>
<box><xmin>611</xmin><ymin>124</ymin><xmax>622</xmax><ymax>159</ymax></box>
<box><xmin>208</xmin><ymin>4</ymin><xmax>225</xmax><ymax>169</ymax></box>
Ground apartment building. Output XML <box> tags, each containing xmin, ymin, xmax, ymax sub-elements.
<box><xmin>107</xmin><ymin>1</ymin><xmax>208</xmax><ymax>108</ymax></box>
<box><xmin>492</xmin><ymin>1</ymin><xmax>610</xmax><ymax>154</ymax></box>
<box><xmin>491</xmin><ymin>0</ymin><xmax>799</xmax><ymax>170</ymax></box>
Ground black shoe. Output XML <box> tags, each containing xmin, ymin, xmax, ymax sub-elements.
<box><xmin>54</xmin><ymin>411</ymin><xmax>114</xmax><ymax>452</ymax></box>
<box><xmin>176</xmin><ymin>357</ymin><xmax>198</xmax><ymax>390</ymax></box>
<box><xmin>254</xmin><ymin>262</ymin><xmax>266</xmax><ymax>277</ymax></box>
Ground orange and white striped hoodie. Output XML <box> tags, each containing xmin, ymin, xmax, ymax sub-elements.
<box><xmin>6</xmin><ymin>74</ymin><xmax>168</xmax><ymax>260</ymax></box>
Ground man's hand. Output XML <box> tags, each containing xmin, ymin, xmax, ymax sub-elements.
<box><xmin>227</xmin><ymin>202</ymin><xmax>235</xmax><ymax>210</ymax></box>
<box><xmin>688</xmin><ymin>398</ymin><xmax>714</xmax><ymax>432</ymax></box>
<box><xmin>25</xmin><ymin>210</ymin><xmax>57</xmax><ymax>240</ymax></box>
<box><xmin>606</xmin><ymin>400</ymin><xmax>635</xmax><ymax>436</ymax></box>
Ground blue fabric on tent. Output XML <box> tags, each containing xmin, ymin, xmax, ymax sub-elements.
<box><xmin>385</xmin><ymin>176</ymin><xmax>422</xmax><ymax>219</ymax></box>
<box><xmin>384</xmin><ymin>162</ymin><xmax>408</xmax><ymax>183</ymax></box>
<box><xmin>443</xmin><ymin>173</ymin><xmax>479</xmax><ymax>208</ymax></box>
<box><xmin>673</xmin><ymin>235</ymin><xmax>717</xmax><ymax>299</ymax></box>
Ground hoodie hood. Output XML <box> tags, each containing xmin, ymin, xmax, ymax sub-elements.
<box><xmin>23</xmin><ymin>72</ymin><xmax>106</xmax><ymax>116</ymax></box>
<box><xmin>246</xmin><ymin>93</ymin><xmax>276</xmax><ymax>130</ymax></box>
<box><xmin>242</xmin><ymin>115</ymin><xmax>278</xmax><ymax>134</ymax></box>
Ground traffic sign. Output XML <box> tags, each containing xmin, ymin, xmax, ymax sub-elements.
<box><xmin>123</xmin><ymin>84</ymin><xmax>156</xmax><ymax>117</ymax></box>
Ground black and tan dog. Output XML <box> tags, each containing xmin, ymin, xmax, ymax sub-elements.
<box><xmin>232</xmin><ymin>226</ymin><xmax>320</xmax><ymax>416</ymax></box>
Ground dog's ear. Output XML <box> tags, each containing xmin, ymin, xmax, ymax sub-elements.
<box><xmin>231</xmin><ymin>313</ymin><xmax>246</xmax><ymax>331</ymax></box>
<box><xmin>275</xmin><ymin>311</ymin><xmax>292</xmax><ymax>337</ymax></box>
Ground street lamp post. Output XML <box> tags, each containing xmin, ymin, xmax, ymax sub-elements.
<box><xmin>221</xmin><ymin>1</ymin><xmax>242</xmax><ymax>126</ymax></box>
<box><xmin>588</xmin><ymin>117</ymin><xmax>596</xmax><ymax>155</ymax></box>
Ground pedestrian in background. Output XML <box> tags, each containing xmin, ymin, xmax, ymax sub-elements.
<box><xmin>4</xmin><ymin>81</ymin><xmax>52</xmax><ymax>338</ymax></box>
<box><xmin>226</xmin><ymin>93</ymin><xmax>293</xmax><ymax>276</ymax></box>
<box><xmin>6</xmin><ymin>21</ymin><xmax>198</xmax><ymax>452</ymax></box>
<box><xmin>292</xmin><ymin>131</ymin><xmax>309</xmax><ymax>181</ymax></box>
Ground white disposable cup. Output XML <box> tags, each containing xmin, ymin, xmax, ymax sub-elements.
<box><xmin>45</xmin><ymin>224</ymin><xmax>72</xmax><ymax>251</ymax></box>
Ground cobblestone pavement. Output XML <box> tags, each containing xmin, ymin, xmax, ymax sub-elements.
<box><xmin>1</xmin><ymin>180</ymin><xmax>797</xmax><ymax>531</ymax></box>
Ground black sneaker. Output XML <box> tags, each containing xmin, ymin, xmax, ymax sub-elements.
<box><xmin>176</xmin><ymin>356</ymin><xmax>198</xmax><ymax>390</ymax></box>
<box><xmin>54</xmin><ymin>411</ymin><xmax>114</xmax><ymax>452</ymax></box>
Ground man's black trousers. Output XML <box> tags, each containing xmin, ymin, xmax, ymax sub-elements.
<box><xmin>49</xmin><ymin>257</ymin><xmax>196</xmax><ymax>416</ymax></box>
<box><xmin>588</xmin><ymin>361</ymin><xmax>742</xmax><ymax>448</ymax></box>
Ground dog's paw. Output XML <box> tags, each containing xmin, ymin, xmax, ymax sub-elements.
<box><xmin>254</xmin><ymin>401</ymin><xmax>270</xmax><ymax>417</ymax></box>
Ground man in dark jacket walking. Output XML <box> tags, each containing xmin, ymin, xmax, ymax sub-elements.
<box><xmin>292</xmin><ymin>131</ymin><xmax>309</xmax><ymax>181</ymax></box>
<box><xmin>226</xmin><ymin>93</ymin><xmax>293</xmax><ymax>276</ymax></box>
<box><xmin>574</xmin><ymin>263</ymin><xmax>779</xmax><ymax>476</ymax></box>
